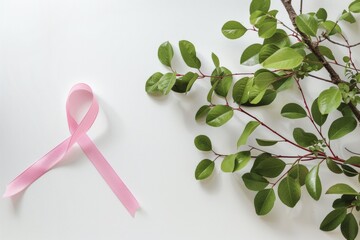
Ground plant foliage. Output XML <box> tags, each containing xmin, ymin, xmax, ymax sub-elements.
<box><xmin>146</xmin><ymin>0</ymin><xmax>360</xmax><ymax>239</ymax></box>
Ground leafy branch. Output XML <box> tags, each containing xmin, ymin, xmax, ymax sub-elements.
<box><xmin>281</xmin><ymin>0</ymin><xmax>360</xmax><ymax>121</ymax></box>
<box><xmin>146</xmin><ymin>0</ymin><xmax>360</xmax><ymax>239</ymax></box>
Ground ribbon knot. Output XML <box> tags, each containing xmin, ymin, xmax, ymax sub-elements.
<box><xmin>3</xmin><ymin>83</ymin><xmax>139</xmax><ymax>216</ymax></box>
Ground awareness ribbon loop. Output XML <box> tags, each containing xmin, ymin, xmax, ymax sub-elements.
<box><xmin>3</xmin><ymin>83</ymin><xmax>139</xmax><ymax>216</ymax></box>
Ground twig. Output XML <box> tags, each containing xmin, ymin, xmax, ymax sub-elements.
<box><xmin>345</xmin><ymin>147</ymin><xmax>360</xmax><ymax>156</ymax></box>
<box><xmin>307</xmin><ymin>74</ymin><xmax>333</xmax><ymax>83</ymax></box>
<box><xmin>322</xmin><ymin>34</ymin><xmax>360</xmax><ymax>48</ymax></box>
<box><xmin>340</xmin><ymin>33</ymin><xmax>359</xmax><ymax>73</ymax></box>
<box><xmin>280</xmin><ymin>0</ymin><xmax>360</xmax><ymax>122</ymax></box>
<box><xmin>295</xmin><ymin>78</ymin><xmax>336</xmax><ymax>157</ymax></box>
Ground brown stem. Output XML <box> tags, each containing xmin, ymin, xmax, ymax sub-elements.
<box><xmin>345</xmin><ymin>148</ymin><xmax>360</xmax><ymax>156</ymax></box>
<box><xmin>329</xmin><ymin>61</ymin><xmax>360</xmax><ymax>72</ymax></box>
<box><xmin>272</xmin><ymin>154</ymin><xmax>312</xmax><ymax>187</ymax></box>
<box><xmin>295</xmin><ymin>79</ymin><xmax>336</xmax><ymax>157</ymax></box>
<box><xmin>280</xmin><ymin>0</ymin><xmax>360</xmax><ymax>122</ymax></box>
<box><xmin>323</xmin><ymin>34</ymin><xmax>360</xmax><ymax>48</ymax></box>
<box><xmin>280</xmin><ymin>0</ymin><xmax>341</xmax><ymax>83</ymax></box>
<box><xmin>236</xmin><ymin>107</ymin><xmax>311</xmax><ymax>153</ymax></box>
<box><xmin>307</xmin><ymin>74</ymin><xmax>333</xmax><ymax>83</ymax></box>
<box><xmin>233</xmin><ymin>105</ymin><xmax>359</xmax><ymax>168</ymax></box>
<box><xmin>340</xmin><ymin>33</ymin><xmax>359</xmax><ymax>74</ymax></box>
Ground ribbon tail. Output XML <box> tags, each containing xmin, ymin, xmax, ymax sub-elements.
<box><xmin>3</xmin><ymin>138</ymin><xmax>70</xmax><ymax>198</ymax></box>
<box><xmin>77</xmin><ymin>134</ymin><xmax>140</xmax><ymax>216</ymax></box>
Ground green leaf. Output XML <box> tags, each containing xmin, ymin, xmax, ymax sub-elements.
<box><xmin>251</xmin><ymin>157</ymin><xmax>286</xmax><ymax>178</ymax></box>
<box><xmin>222</xmin><ymin>21</ymin><xmax>247</xmax><ymax>39</ymax></box>
<box><xmin>254</xmin><ymin>189</ymin><xmax>275</xmax><ymax>215</ymax></box>
<box><xmin>194</xmin><ymin>135</ymin><xmax>212</xmax><ymax>151</ymax></box>
<box><xmin>185</xmin><ymin>73</ymin><xmax>198</xmax><ymax>92</ymax></box>
<box><xmin>234</xmin><ymin>151</ymin><xmax>251</xmax><ymax>171</ymax></box>
<box><xmin>195</xmin><ymin>159</ymin><xmax>215</xmax><ymax>180</ymax></box>
<box><xmin>259</xmin><ymin>44</ymin><xmax>279</xmax><ymax>63</ymax></box>
<box><xmin>341</xmin><ymin>213</ymin><xmax>358</xmax><ymax>240</ymax></box>
<box><xmin>291</xmin><ymin>42</ymin><xmax>307</xmax><ymax>49</ymax></box>
<box><xmin>333</xmin><ymin>198</ymin><xmax>353</xmax><ymax>209</ymax></box>
<box><xmin>254</xmin><ymin>15</ymin><xmax>270</xmax><ymax>29</ymax></box>
<box><xmin>263</xmin><ymin>29</ymin><xmax>290</xmax><ymax>48</ymax></box>
<box><xmin>346</xmin><ymin>156</ymin><xmax>360</xmax><ymax>165</ymax></box>
<box><xmin>252</xmin><ymin>153</ymin><xmax>271</xmax><ymax>169</ymax></box>
<box><xmin>221</xmin><ymin>154</ymin><xmax>237</xmax><ymax>173</ymax></box>
<box><xmin>347</xmin><ymin>198</ymin><xmax>360</xmax><ymax>207</ymax></box>
<box><xmin>281</xmin><ymin>103</ymin><xmax>307</xmax><ymax>119</ymax></box>
<box><xmin>342</xmin><ymin>165</ymin><xmax>358</xmax><ymax>177</ymax></box>
<box><xmin>250</xmin><ymin>0</ymin><xmax>270</xmax><ymax>14</ymax></box>
<box><xmin>179</xmin><ymin>40</ymin><xmax>201</xmax><ymax>69</ymax></box>
<box><xmin>320</xmin><ymin>209</ymin><xmax>347</xmax><ymax>231</ymax></box>
<box><xmin>253</xmin><ymin>68</ymin><xmax>271</xmax><ymax>76</ymax></box>
<box><xmin>145</xmin><ymin>72</ymin><xmax>164</xmax><ymax>95</ymax></box>
<box><xmin>207</xmin><ymin>80</ymin><xmax>219</xmax><ymax>103</ymax></box>
<box><xmin>206</xmin><ymin>105</ymin><xmax>234</xmax><ymax>127</ymax></box>
<box><xmin>157</xmin><ymin>72</ymin><xmax>177</xmax><ymax>95</ymax></box>
<box><xmin>263</xmin><ymin>47</ymin><xmax>304</xmax><ymax>69</ymax></box>
<box><xmin>211</xmin><ymin>52</ymin><xmax>220</xmax><ymax>68</ymax></box>
<box><xmin>233</xmin><ymin>77</ymin><xmax>253</xmax><ymax>104</ymax></box>
<box><xmin>349</xmin><ymin>0</ymin><xmax>360</xmax><ymax>13</ymax></box>
<box><xmin>326</xmin><ymin>158</ymin><xmax>343</xmax><ymax>174</ymax></box>
<box><xmin>222</xmin><ymin>151</ymin><xmax>251</xmax><ymax>173</ymax></box>
<box><xmin>272</xmin><ymin>75</ymin><xmax>294</xmax><ymax>92</ymax></box>
<box><xmin>158</xmin><ymin>41</ymin><xmax>174</xmax><ymax>67</ymax></box>
<box><xmin>258</xmin><ymin>21</ymin><xmax>277</xmax><ymax>39</ymax></box>
<box><xmin>293</xmin><ymin>128</ymin><xmax>318</xmax><ymax>147</ymax></box>
<box><xmin>321</xmin><ymin>21</ymin><xmax>342</xmax><ymax>35</ymax></box>
<box><xmin>267</xmin><ymin>10</ymin><xmax>278</xmax><ymax>17</ymax></box>
<box><xmin>241</xmin><ymin>44</ymin><xmax>262</xmax><ymax>66</ymax></box>
<box><xmin>311</xmin><ymin>98</ymin><xmax>328</xmax><ymax>126</ymax></box>
<box><xmin>338</xmin><ymin>103</ymin><xmax>354</xmax><ymax>117</ymax></box>
<box><xmin>211</xmin><ymin>67</ymin><xmax>233</xmax><ymax>97</ymax></box>
<box><xmin>326</xmin><ymin>183</ymin><xmax>358</xmax><ymax>195</ymax></box>
<box><xmin>237</xmin><ymin>121</ymin><xmax>260</xmax><ymax>147</ymax></box>
<box><xmin>256</xmin><ymin>139</ymin><xmax>278</xmax><ymax>146</ymax></box>
<box><xmin>253</xmin><ymin>71</ymin><xmax>278</xmax><ymax>90</ymax></box>
<box><xmin>306</xmin><ymin>165</ymin><xmax>322</xmax><ymax>200</ymax></box>
<box><xmin>195</xmin><ymin>105</ymin><xmax>211</xmax><ymax>121</ymax></box>
<box><xmin>340</xmin><ymin>10</ymin><xmax>356</xmax><ymax>23</ymax></box>
<box><xmin>172</xmin><ymin>72</ymin><xmax>199</xmax><ymax>93</ymax></box>
<box><xmin>250</xmin><ymin>10</ymin><xmax>265</xmax><ymax>26</ymax></box>
<box><xmin>249</xmin><ymin>88</ymin><xmax>267</xmax><ymax>104</ymax></box>
<box><xmin>242</xmin><ymin>173</ymin><xmax>269</xmax><ymax>191</ymax></box>
<box><xmin>319</xmin><ymin>46</ymin><xmax>335</xmax><ymax>60</ymax></box>
<box><xmin>288</xmin><ymin>164</ymin><xmax>309</xmax><ymax>186</ymax></box>
<box><xmin>342</xmin><ymin>195</ymin><xmax>357</xmax><ymax>203</ymax></box>
<box><xmin>316</xmin><ymin>8</ymin><xmax>328</xmax><ymax>21</ymax></box>
<box><xmin>328</xmin><ymin>117</ymin><xmax>357</xmax><ymax>140</ymax></box>
<box><xmin>318</xmin><ymin>87</ymin><xmax>342</xmax><ymax>115</ymax></box>
<box><xmin>248</xmin><ymin>81</ymin><xmax>266</xmax><ymax>103</ymax></box>
<box><xmin>295</xmin><ymin>14</ymin><xmax>319</xmax><ymax>37</ymax></box>
<box><xmin>304</xmin><ymin>53</ymin><xmax>323</xmax><ymax>71</ymax></box>
<box><xmin>278</xmin><ymin>176</ymin><xmax>301</xmax><ymax>208</ymax></box>
<box><xmin>243</xmin><ymin>89</ymin><xmax>276</xmax><ymax>107</ymax></box>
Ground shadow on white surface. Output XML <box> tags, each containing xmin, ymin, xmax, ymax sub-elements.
<box><xmin>198</xmin><ymin>169</ymin><xmax>221</xmax><ymax>194</ymax></box>
<box><xmin>9</xmin><ymin>190</ymin><xmax>25</xmax><ymax>215</ymax></box>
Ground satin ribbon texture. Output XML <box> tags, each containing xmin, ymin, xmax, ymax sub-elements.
<box><xmin>3</xmin><ymin>83</ymin><xmax>139</xmax><ymax>216</ymax></box>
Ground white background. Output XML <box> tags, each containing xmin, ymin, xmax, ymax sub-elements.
<box><xmin>1</xmin><ymin>0</ymin><xmax>360</xmax><ymax>239</ymax></box>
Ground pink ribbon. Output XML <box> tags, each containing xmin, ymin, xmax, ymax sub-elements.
<box><xmin>3</xmin><ymin>83</ymin><xmax>139</xmax><ymax>216</ymax></box>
